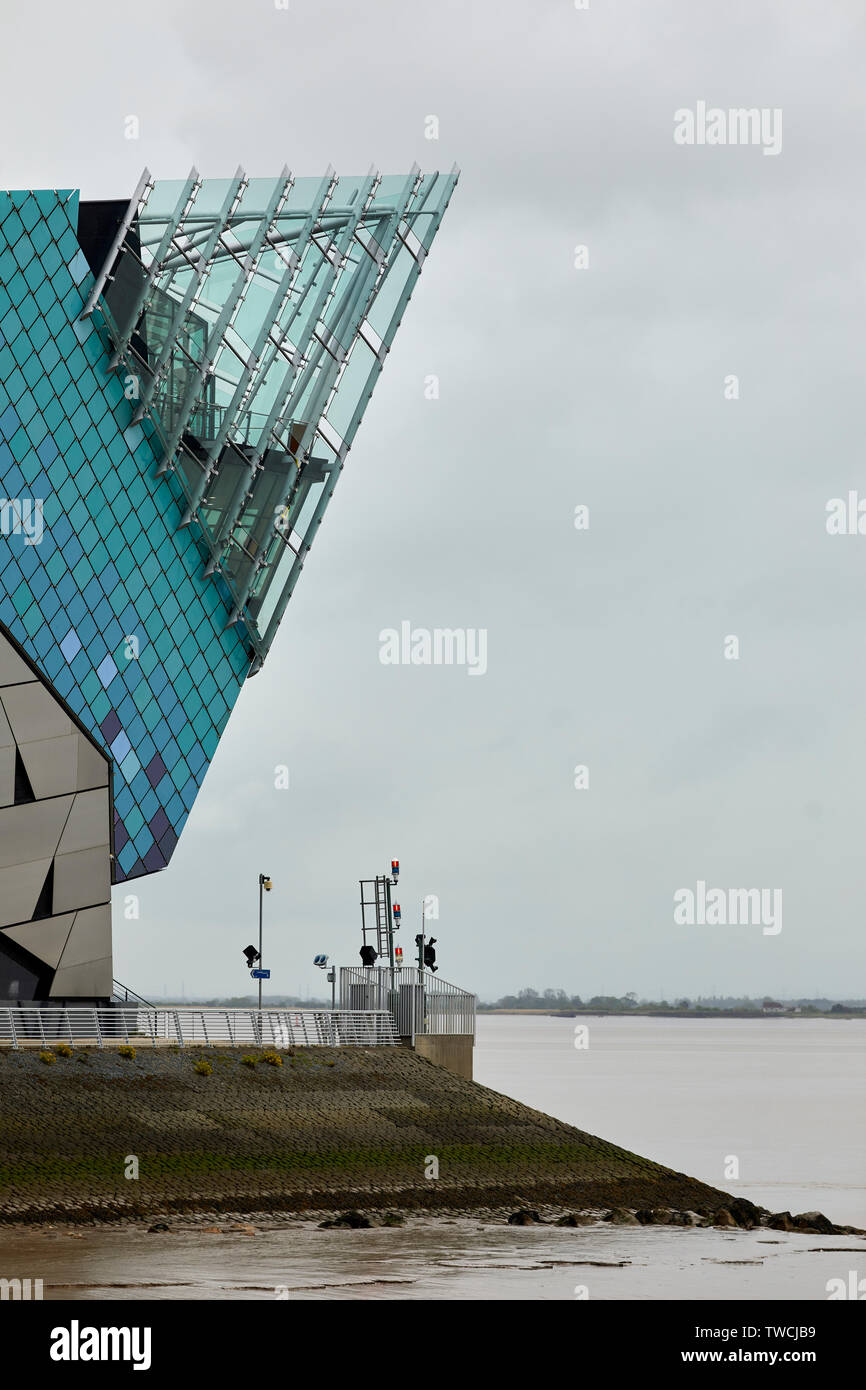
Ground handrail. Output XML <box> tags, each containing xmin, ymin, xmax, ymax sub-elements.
<box><xmin>0</xmin><ymin>1008</ymin><xmax>398</xmax><ymax>1049</ymax></box>
<box><xmin>111</xmin><ymin>979</ymin><xmax>155</xmax><ymax>1008</ymax></box>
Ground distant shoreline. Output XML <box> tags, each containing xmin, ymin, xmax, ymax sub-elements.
<box><xmin>479</xmin><ymin>1008</ymin><xmax>866</xmax><ymax>1020</ymax></box>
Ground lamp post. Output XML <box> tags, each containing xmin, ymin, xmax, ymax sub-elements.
<box><xmin>258</xmin><ymin>873</ymin><xmax>272</xmax><ymax>1010</ymax></box>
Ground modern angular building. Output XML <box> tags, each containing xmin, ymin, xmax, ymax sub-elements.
<box><xmin>0</xmin><ymin>165</ymin><xmax>457</xmax><ymax>1002</ymax></box>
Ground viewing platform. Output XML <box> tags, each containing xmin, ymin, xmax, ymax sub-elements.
<box><xmin>340</xmin><ymin>965</ymin><xmax>476</xmax><ymax>1078</ymax></box>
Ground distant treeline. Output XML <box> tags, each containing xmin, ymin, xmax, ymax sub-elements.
<box><xmin>155</xmin><ymin>995</ymin><xmax>330</xmax><ymax>1008</ymax></box>
<box><xmin>480</xmin><ymin>989</ymin><xmax>866</xmax><ymax>1013</ymax></box>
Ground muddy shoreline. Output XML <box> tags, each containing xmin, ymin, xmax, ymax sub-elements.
<box><xmin>5</xmin><ymin>1202</ymin><xmax>862</xmax><ymax>1241</ymax></box>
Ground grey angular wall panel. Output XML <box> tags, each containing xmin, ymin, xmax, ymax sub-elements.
<box><xmin>0</xmin><ymin>642</ymin><xmax>32</xmax><ymax>687</ymax></box>
<box><xmin>1</xmin><ymin>914</ymin><xmax>76</xmax><ymax>969</ymax></box>
<box><xmin>57</xmin><ymin>790</ymin><xmax>111</xmax><ymax>856</ymax></box>
<box><xmin>17</xmin><ymin>734</ymin><xmax>79</xmax><ymax>801</ymax></box>
<box><xmin>53</xmin><ymin>848</ymin><xmax>110</xmax><ymax>916</ymax></box>
<box><xmin>75</xmin><ymin>736</ymin><xmax>110</xmax><ymax>792</ymax></box>
<box><xmin>55</xmin><ymin>905</ymin><xmax>111</xmax><ymax>970</ymax></box>
<box><xmin>0</xmin><ymin>626</ymin><xmax>113</xmax><ymax>1000</ymax></box>
<box><xmin>49</xmin><ymin>956</ymin><xmax>113</xmax><ymax>999</ymax></box>
<box><xmin>0</xmin><ymin>858</ymin><xmax>53</xmax><ymax>927</ymax></box>
<box><xmin>0</xmin><ymin>683</ymin><xmax>73</xmax><ymax>744</ymax></box>
<box><xmin>0</xmin><ymin>797</ymin><xmax>74</xmax><ymax>871</ymax></box>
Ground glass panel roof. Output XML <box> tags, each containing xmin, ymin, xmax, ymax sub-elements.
<box><xmin>91</xmin><ymin>165</ymin><xmax>458</xmax><ymax>666</ymax></box>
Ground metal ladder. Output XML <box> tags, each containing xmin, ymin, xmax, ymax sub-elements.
<box><xmin>359</xmin><ymin>875</ymin><xmax>393</xmax><ymax>963</ymax></box>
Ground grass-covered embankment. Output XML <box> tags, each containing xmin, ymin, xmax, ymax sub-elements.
<box><xmin>0</xmin><ymin>1043</ymin><xmax>737</xmax><ymax>1224</ymax></box>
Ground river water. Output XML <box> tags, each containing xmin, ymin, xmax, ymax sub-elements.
<box><xmin>0</xmin><ymin>1015</ymin><xmax>863</xmax><ymax>1300</ymax></box>
<box><xmin>476</xmin><ymin>1015</ymin><xmax>866</xmax><ymax>1228</ymax></box>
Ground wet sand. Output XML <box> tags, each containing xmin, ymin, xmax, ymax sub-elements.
<box><xmin>1</xmin><ymin>1216</ymin><xmax>863</xmax><ymax>1300</ymax></box>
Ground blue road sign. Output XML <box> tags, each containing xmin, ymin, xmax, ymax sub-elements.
<box><xmin>250</xmin><ymin>968</ymin><xmax>271</xmax><ymax>979</ymax></box>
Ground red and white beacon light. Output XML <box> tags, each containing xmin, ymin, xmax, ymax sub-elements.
<box><xmin>391</xmin><ymin>859</ymin><xmax>400</xmax><ymax>883</ymax></box>
<box><xmin>393</xmin><ymin>902</ymin><xmax>401</xmax><ymax>926</ymax></box>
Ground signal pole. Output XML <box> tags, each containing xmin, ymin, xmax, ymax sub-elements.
<box><xmin>358</xmin><ymin>859</ymin><xmax>401</xmax><ymax>982</ymax></box>
<box><xmin>384</xmin><ymin>874</ymin><xmax>395</xmax><ymax>975</ymax></box>
<box><xmin>418</xmin><ymin>900</ymin><xmax>428</xmax><ymax>1037</ymax></box>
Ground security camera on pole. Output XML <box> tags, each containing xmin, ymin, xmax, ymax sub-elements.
<box><xmin>314</xmin><ymin>953</ymin><xmax>336</xmax><ymax>1010</ymax></box>
<box><xmin>255</xmin><ymin>873</ymin><xmax>272</xmax><ymax>1010</ymax></box>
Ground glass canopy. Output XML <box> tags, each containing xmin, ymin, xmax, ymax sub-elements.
<box><xmin>84</xmin><ymin>166</ymin><xmax>458</xmax><ymax>665</ymax></box>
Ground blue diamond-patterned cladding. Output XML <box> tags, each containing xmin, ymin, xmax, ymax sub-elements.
<box><xmin>0</xmin><ymin>189</ymin><xmax>253</xmax><ymax>881</ymax></box>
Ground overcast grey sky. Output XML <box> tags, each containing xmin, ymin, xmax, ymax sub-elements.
<box><xmin>2</xmin><ymin>0</ymin><xmax>865</xmax><ymax>1000</ymax></box>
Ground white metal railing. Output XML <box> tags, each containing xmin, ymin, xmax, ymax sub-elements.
<box><xmin>0</xmin><ymin>1008</ymin><xmax>399</xmax><ymax>1049</ymax></box>
<box><xmin>340</xmin><ymin>966</ymin><xmax>476</xmax><ymax>1040</ymax></box>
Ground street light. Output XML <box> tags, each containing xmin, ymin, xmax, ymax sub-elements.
<box><xmin>257</xmin><ymin>873</ymin><xmax>272</xmax><ymax>1011</ymax></box>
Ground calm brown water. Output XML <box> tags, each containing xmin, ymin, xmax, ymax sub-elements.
<box><xmin>0</xmin><ymin>1015</ymin><xmax>862</xmax><ymax>1300</ymax></box>
<box><xmin>475</xmin><ymin>1015</ymin><xmax>866</xmax><ymax>1227</ymax></box>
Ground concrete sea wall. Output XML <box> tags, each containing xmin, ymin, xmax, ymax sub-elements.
<box><xmin>0</xmin><ymin>1043</ymin><xmax>733</xmax><ymax>1223</ymax></box>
